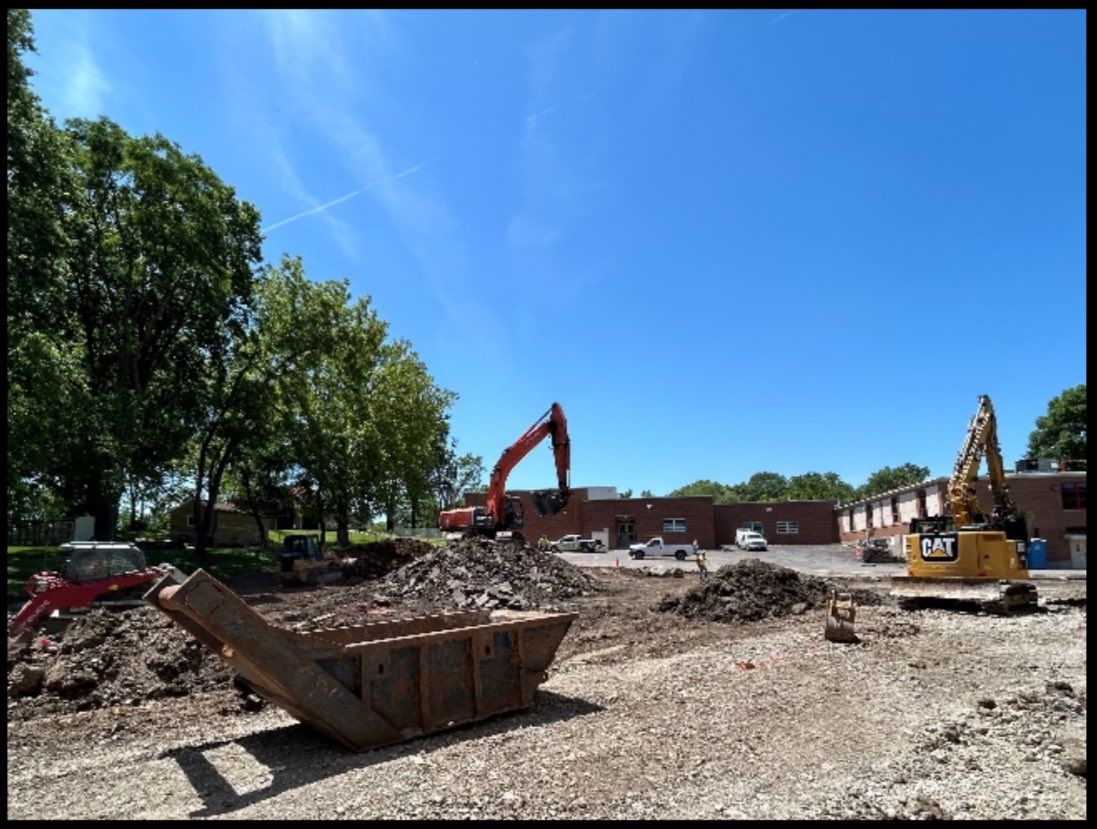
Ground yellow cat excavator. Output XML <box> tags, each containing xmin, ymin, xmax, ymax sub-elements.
<box><xmin>892</xmin><ymin>394</ymin><xmax>1038</xmax><ymax>613</ymax></box>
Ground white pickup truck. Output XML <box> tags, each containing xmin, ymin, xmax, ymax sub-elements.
<box><xmin>549</xmin><ymin>534</ymin><xmax>605</xmax><ymax>553</ymax></box>
<box><xmin>628</xmin><ymin>537</ymin><xmax>697</xmax><ymax>561</ymax></box>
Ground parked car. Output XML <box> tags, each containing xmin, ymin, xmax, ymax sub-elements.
<box><xmin>739</xmin><ymin>532</ymin><xmax>768</xmax><ymax>552</ymax></box>
<box><xmin>549</xmin><ymin>534</ymin><xmax>605</xmax><ymax>553</ymax></box>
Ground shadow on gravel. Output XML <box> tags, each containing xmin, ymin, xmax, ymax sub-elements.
<box><xmin>163</xmin><ymin>689</ymin><xmax>602</xmax><ymax>817</ymax></box>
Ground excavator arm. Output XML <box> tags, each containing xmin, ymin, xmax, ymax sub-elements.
<box><xmin>946</xmin><ymin>394</ymin><xmax>1024</xmax><ymax>535</ymax></box>
<box><xmin>438</xmin><ymin>402</ymin><xmax>570</xmax><ymax>538</ymax></box>
<box><xmin>947</xmin><ymin>395</ymin><xmax>995</xmax><ymax>527</ymax></box>
<box><xmin>486</xmin><ymin>402</ymin><xmax>571</xmax><ymax>528</ymax></box>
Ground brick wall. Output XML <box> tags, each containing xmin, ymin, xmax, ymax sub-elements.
<box><xmin>462</xmin><ymin>491</ymin><xmax>715</xmax><ymax>549</ymax></box>
<box><xmin>715</xmin><ymin>501</ymin><xmax>838</xmax><ymax>546</ymax></box>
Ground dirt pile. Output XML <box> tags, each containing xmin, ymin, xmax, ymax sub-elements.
<box><xmin>7</xmin><ymin>606</ymin><xmax>234</xmax><ymax>722</ymax></box>
<box><xmin>657</xmin><ymin>558</ymin><xmax>832</xmax><ymax>622</ymax></box>
<box><xmin>340</xmin><ymin>537</ymin><xmax>437</xmax><ymax>580</ymax></box>
<box><xmin>369</xmin><ymin>536</ymin><xmax>599</xmax><ymax>611</ymax></box>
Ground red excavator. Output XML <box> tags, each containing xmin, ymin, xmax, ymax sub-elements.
<box><xmin>8</xmin><ymin>541</ymin><xmax>185</xmax><ymax>640</ymax></box>
<box><xmin>438</xmin><ymin>402</ymin><xmax>571</xmax><ymax>541</ymax></box>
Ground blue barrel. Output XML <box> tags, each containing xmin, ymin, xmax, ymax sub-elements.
<box><xmin>1027</xmin><ymin>538</ymin><xmax>1048</xmax><ymax>569</ymax></box>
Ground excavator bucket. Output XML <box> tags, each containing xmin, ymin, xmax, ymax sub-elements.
<box><xmin>144</xmin><ymin>569</ymin><xmax>577</xmax><ymax>752</ymax></box>
<box><xmin>824</xmin><ymin>588</ymin><xmax>858</xmax><ymax>643</ymax></box>
<box><xmin>530</xmin><ymin>489</ymin><xmax>569</xmax><ymax>517</ymax></box>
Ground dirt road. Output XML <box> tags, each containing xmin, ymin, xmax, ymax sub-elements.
<box><xmin>6</xmin><ymin>549</ymin><xmax>1087</xmax><ymax>820</ymax></box>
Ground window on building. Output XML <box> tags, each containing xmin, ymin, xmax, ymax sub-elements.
<box><xmin>663</xmin><ymin>518</ymin><xmax>687</xmax><ymax>533</ymax></box>
<box><xmin>916</xmin><ymin>489</ymin><xmax>927</xmax><ymax>518</ymax></box>
<box><xmin>890</xmin><ymin>497</ymin><xmax>900</xmax><ymax>525</ymax></box>
<box><xmin>776</xmin><ymin>521</ymin><xmax>799</xmax><ymax>534</ymax></box>
<box><xmin>866</xmin><ymin>507</ymin><xmax>874</xmax><ymax>529</ymax></box>
<box><xmin>1061</xmin><ymin>482</ymin><xmax>1087</xmax><ymax>510</ymax></box>
<box><xmin>739</xmin><ymin>521</ymin><xmax>763</xmax><ymax>534</ymax></box>
<box><xmin>186</xmin><ymin>515</ymin><xmax>197</xmax><ymax>526</ymax></box>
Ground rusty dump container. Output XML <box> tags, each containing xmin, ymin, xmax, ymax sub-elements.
<box><xmin>144</xmin><ymin>569</ymin><xmax>577</xmax><ymax>752</ymax></box>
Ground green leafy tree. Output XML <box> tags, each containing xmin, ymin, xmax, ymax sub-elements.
<box><xmin>10</xmin><ymin>104</ymin><xmax>263</xmax><ymax>538</ymax></box>
<box><xmin>739</xmin><ymin>472</ymin><xmax>790</xmax><ymax>502</ymax></box>
<box><xmin>618</xmin><ymin>488</ymin><xmax>633</xmax><ymax>499</ymax></box>
<box><xmin>262</xmin><ymin>258</ymin><xmax>388</xmax><ymax>549</ymax></box>
<box><xmin>60</xmin><ymin>117</ymin><xmax>263</xmax><ymax>539</ymax></box>
<box><xmin>857</xmin><ymin>463</ymin><xmax>931</xmax><ymax>500</ymax></box>
<box><xmin>373</xmin><ymin>340</ymin><xmax>457</xmax><ymax>532</ymax></box>
<box><xmin>429</xmin><ymin>441</ymin><xmax>484</xmax><ymax>515</ymax></box>
<box><xmin>7</xmin><ymin>9</ymin><xmax>77</xmax><ymax>525</ymax></box>
<box><xmin>667</xmin><ymin>479</ymin><xmax>743</xmax><ymax>503</ymax></box>
<box><xmin>1026</xmin><ymin>384</ymin><xmax>1086</xmax><ymax>461</ymax></box>
<box><xmin>786</xmin><ymin>471</ymin><xmax>856</xmax><ymax>503</ymax></box>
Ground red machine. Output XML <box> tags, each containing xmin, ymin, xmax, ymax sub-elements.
<box><xmin>438</xmin><ymin>402</ymin><xmax>571</xmax><ymax>541</ymax></box>
<box><xmin>8</xmin><ymin>542</ymin><xmax>183</xmax><ymax>639</ymax></box>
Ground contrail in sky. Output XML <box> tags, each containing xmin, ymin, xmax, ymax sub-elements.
<box><xmin>262</xmin><ymin>156</ymin><xmax>442</xmax><ymax>233</ymax></box>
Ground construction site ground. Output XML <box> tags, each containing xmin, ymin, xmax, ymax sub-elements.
<box><xmin>7</xmin><ymin>540</ymin><xmax>1086</xmax><ymax>820</ymax></box>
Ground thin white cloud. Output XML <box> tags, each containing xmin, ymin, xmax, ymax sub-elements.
<box><xmin>771</xmin><ymin>11</ymin><xmax>797</xmax><ymax>24</ymax></box>
<box><xmin>257</xmin><ymin>10</ymin><xmax>513</xmax><ymax>360</ymax></box>
<box><xmin>262</xmin><ymin>158</ymin><xmax>439</xmax><ymax>233</ymax></box>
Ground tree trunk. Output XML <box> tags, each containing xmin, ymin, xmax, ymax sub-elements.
<box><xmin>240</xmin><ymin>467</ymin><xmax>270</xmax><ymax>552</ymax></box>
<box><xmin>87</xmin><ymin>467</ymin><xmax>120</xmax><ymax>541</ymax></box>
<box><xmin>315</xmin><ymin>489</ymin><xmax>326</xmax><ymax>548</ymax></box>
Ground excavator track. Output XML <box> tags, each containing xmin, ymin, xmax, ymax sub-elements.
<box><xmin>890</xmin><ymin>577</ymin><xmax>1039</xmax><ymax>615</ymax></box>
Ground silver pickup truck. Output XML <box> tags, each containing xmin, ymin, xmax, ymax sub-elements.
<box><xmin>549</xmin><ymin>534</ymin><xmax>606</xmax><ymax>553</ymax></box>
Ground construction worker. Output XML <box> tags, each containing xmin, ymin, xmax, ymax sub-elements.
<box><xmin>696</xmin><ymin>549</ymin><xmax>708</xmax><ymax>580</ymax></box>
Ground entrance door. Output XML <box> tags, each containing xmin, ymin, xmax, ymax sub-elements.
<box><xmin>615</xmin><ymin>517</ymin><xmax>635</xmax><ymax>550</ymax></box>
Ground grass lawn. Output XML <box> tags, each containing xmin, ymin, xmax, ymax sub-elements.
<box><xmin>7</xmin><ymin>531</ymin><xmax>444</xmax><ymax>600</ymax></box>
<box><xmin>6</xmin><ymin>544</ymin><xmax>271</xmax><ymax>600</ymax></box>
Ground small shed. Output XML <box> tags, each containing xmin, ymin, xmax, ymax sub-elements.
<box><xmin>169</xmin><ymin>501</ymin><xmax>271</xmax><ymax>547</ymax></box>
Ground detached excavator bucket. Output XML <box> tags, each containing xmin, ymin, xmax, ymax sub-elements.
<box><xmin>144</xmin><ymin>569</ymin><xmax>577</xmax><ymax>752</ymax></box>
<box><xmin>530</xmin><ymin>489</ymin><xmax>569</xmax><ymax>517</ymax></box>
<box><xmin>824</xmin><ymin>588</ymin><xmax>858</xmax><ymax>643</ymax></box>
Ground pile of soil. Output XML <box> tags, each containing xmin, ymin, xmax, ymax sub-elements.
<box><xmin>369</xmin><ymin>536</ymin><xmax>599</xmax><ymax>611</ymax></box>
<box><xmin>657</xmin><ymin>558</ymin><xmax>833</xmax><ymax>622</ymax></box>
<box><xmin>340</xmin><ymin>537</ymin><xmax>437</xmax><ymax>580</ymax></box>
<box><xmin>7</xmin><ymin>607</ymin><xmax>234</xmax><ymax>721</ymax></box>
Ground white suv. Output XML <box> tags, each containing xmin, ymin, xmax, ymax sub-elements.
<box><xmin>739</xmin><ymin>532</ymin><xmax>768</xmax><ymax>551</ymax></box>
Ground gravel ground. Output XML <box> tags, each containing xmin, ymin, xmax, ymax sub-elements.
<box><xmin>6</xmin><ymin>551</ymin><xmax>1086</xmax><ymax>820</ymax></box>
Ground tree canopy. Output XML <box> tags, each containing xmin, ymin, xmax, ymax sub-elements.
<box><xmin>1026</xmin><ymin>384</ymin><xmax>1086</xmax><ymax>461</ymax></box>
<box><xmin>6</xmin><ymin>10</ymin><xmax>468</xmax><ymax>541</ymax></box>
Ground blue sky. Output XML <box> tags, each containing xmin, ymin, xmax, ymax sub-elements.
<box><xmin>24</xmin><ymin>9</ymin><xmax>1086</xmax><ymax>496</ymax></box>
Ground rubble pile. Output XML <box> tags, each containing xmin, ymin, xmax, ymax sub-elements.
<box><xmin>341</xmin><ymin>537</ymin><xmax>437</xmax><ymax>580</ymax></box>
<box><xmin>370</xmin><ymin>536</ymin><xmax>599</xmax><ymax>611</ymax></box>
<box><xmin>7</xmin><ymin>606</ymin><xmax>234</xmax><ymax>721</ymax></box>
<box><xmin>657</xmin><ymin>558</ymin><xmax>832</xmax><ymax>622</ymax></box>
